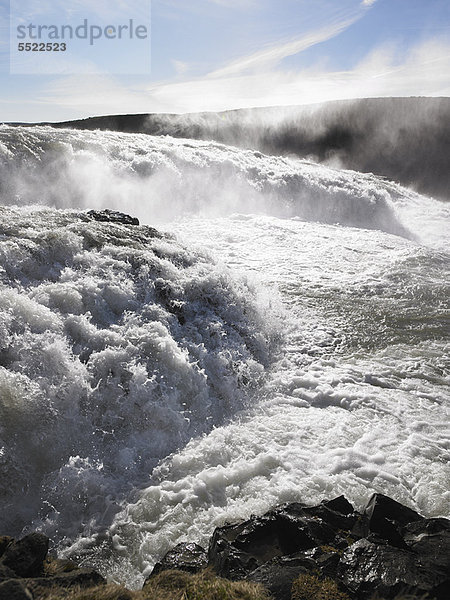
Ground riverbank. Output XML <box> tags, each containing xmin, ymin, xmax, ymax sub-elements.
<box><xmin>1</xmin><ymin>493</ymin><xmax>448</xmax><ymax>600</ymax></box>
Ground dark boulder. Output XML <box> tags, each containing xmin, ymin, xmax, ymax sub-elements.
<box><xmin>0</xmin><ymin>579</ymin><xmax>33</xmax><ymax>600</ymax></box>
<box><xmin>364</xmin><ymin>493</ymin><xmax>423</xmax><ymax>548</ymax></box>
<box><xmin>208</xmin><ymin>501</ymin><xmax>348</xmax><ymax>580</ymax></box>
<box><xmin>0</xmin><ymin>533</ymin><xmax>106</xmax><ymax>597</ymax></box>
<box><xmin>0</xmin><ymin>538</ymin><xmax>13</xmax><ymax>560</ymax></box>
<box><xmin>300</xmin><ymin>546</ymin><xmax>342</xmax><ymax>578</ymax></box>
<box><xmin>302</xmin><ymin>499</ymin><xmax>358</xmax><ymax>533</ymax></box>
<box><xmin>247</xmin><ymin>553</ymin><xmax>316</xmax><ymax>600</ymax></box>
<box><xmin>247</xmin><ymin>547</ymin><xmax>345</xmax><ymax>600</ymax></box>
<box><xmin>322</xmin><ymin>496</ymin><xmax>354</xmax><ymax>516</ymax></box>
<box><xmin>1</xmin><ymin>533</ymin><xmax>49</xmax><ymax>577</ymax></box>
<box><xmin>0</xmin><ymin>564</ymin><xmax>18</xmax><ymax>581</ymax></box>
<box><xmin>403</xmin><ymin>518</ymin><xmax>450</xmax><ymax>570</ymax></box>
<box><xmin>149</xmin><ymin>543</ymin><xmax>208</xmax><ymax>577</ymax></box>
<box><xmin>208</xmin><ymin>520</ymin><xmax>260</xmax><ymax>580</ymax></box>
<box><xmin>86</xmin><ymin>209</ymin><xmax>140</xmax><ymax>226</ymax></box>
<box><xmin>337</xmin><ymin>538</ymin><xmax>449</xmax><ymax>600</ymax></box>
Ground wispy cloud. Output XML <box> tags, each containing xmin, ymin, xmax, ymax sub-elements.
<box><xmin>206</xmin><ymin>0</ymin><xmax>257</xmax><ymax>7</ymax></box>
<box><xmin>11</xmin><ymin>0</ymin><xmax>150</xmax><ymax>23</ymax></box>
<box><xmin>160</xmin><ymin>0</ymin><xmax>258</xmax><ymax>10</ymax></box>
<box><xmin>7</xmin><ymin>1</ymin><xmax>449</xmax><ymax>122</ymax></box>
<box><xmin>361</xmin><ymin>0</ymin><xmax>377</xmax><ymax>6</ymax></box>
<box><xmin>171</xmin><ymin>59</ymin><xmax>190</xmax><ymax>75</ymax></box>
<box><xmin>209</xmin><ymin>15</ymin><xmax>360</xmax><ymax>78</ymax></box>
<box><xmin>31</xmin><ymin>37</ymin><xmax>450</xmax><ymax>121</ymax></box>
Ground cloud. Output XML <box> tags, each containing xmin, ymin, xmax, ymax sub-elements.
<box><xmin>38</xmin><ymin>74</ymin><xmax>150</xmax><ymax>111</ymax></box>
<box><xmin>135</xmin><ymin>37</ymin><xmax>450</xmax><ymax>114</ymax></box>
<box><xmin>209</xmin><ymin>16</ymin><xmax>360</xmax><ymax>78</ymax></box>
<box><xmin>206</xmin><ymin>0</ymin><xmax>257</xmax><ymax>6</ymax></box>
<box><xmin>172</xmin><ymin>59</ymin><xmax>190</xmax><ymax>75</ymax></box>
<box><xmin>361</xmin><ymin>0</ymin><xmax>377</xmax><ymax>6</ymax></box>
<box><xmin>10</xmin><ymin>0</ymin><xmax>150</xmax><ymax>23</ymax></box>
<box><xmin>160</xmin><ymin>0</ymin><xmax>258</xmax><ymax>10</ymax></box>
<box><xmin>28</xmin><ymin>36</ymin><xmax>450</xmax><ymax>122</ymax></box>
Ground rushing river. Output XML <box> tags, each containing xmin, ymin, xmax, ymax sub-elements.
<box><xmin>0</xmin><ymin>125</ymin><xmax>448</xmax><ymax>587</ymax></box>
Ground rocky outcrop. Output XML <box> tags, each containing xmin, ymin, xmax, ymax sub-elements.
<box><xmin>150</xmin><ymin>542</ymin><xmax>208</xmax><ymax>577</ymax></box>
<box><xmin>150</xmin><ymin>493</ymin><xmax>449</xmax><ymax>600</ymax></box>
<box><xmin>1</xmin><ymin>534</ymin><xmax>49</xmax><ymax>578</ymax></box>
<box><xmin>2</xmin><ymin>493</ymin><xmax>449</xmax><ymax>600</ymax></box>
<box><xmin>86</xmin><ymin>209</ymin><xmax>140</xmax><ymax>226</ymax></box>
<box><xmin>337</xmin><ymin>538</ymin><xmax>448</xmax><ymax>599</ymax></box>
<box><xmin>207</xmin><ymin>499</ymin><xmax>353</xmax><ymax>581</ymax></box>
<box><xmin>205</xmin><ymin>493</ymin><xmax>450</xmax><ymax>600</ymax></box>
<box><xmin>0</xmin><ymin>534</ymin><xmax>105</xmax><ymax>600</ymax></box>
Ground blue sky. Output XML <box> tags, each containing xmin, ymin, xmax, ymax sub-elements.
<box><xmin>0</xmin><ymin>0</ymin><xmax>449</xmax><ymax>121</ymax></box>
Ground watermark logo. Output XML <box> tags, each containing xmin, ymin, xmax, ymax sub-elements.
<box><xmin>10</xmin><ymin>1</ymin><xmax>151</xmax><ymax>75</ymax></box>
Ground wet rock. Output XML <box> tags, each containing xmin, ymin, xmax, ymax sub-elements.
<box><xmin>149</xmin><ymin>543</ymin><xmax>208</xmax><ymax>577</ymax></box>
<box><xmin>0</xmin><ymin>564</ymin><xmax>17</xmax><ymax>580</ymax></box>
<box><xmin>2</xmin><ymin>533</ymin><xmax>49</xmax><ymax>577</ymax></box>
<box><xmin>301</xmin><ymin>546</ymin><xmax>342</xmax><ymax>578</ymax></box>
<box><xmin>204</xmin><ymin>494</ymin><xmax>450</xmax><ymax>598</ymax></box>
<box><xmin>403</xmin><ymin>518</ymin><xmax>450</xmax><ymax>570</ymax></box>
<box><xmin>337</xmin><ymin>538</ymin><xmax>449</xmax><ymax>600</ymax></box>
<box><xmin>364</xmin><ymin>493</ymin><xmax>423</xmax><ymax>548</ymax></box>
<box><xmin>208</xmin><ymin>502</ymin><xmax>339</xmax><ymax>580</ymax></box>
<box><xmin>0</xmin><ymin>537</ymin><xmax>13</xmax><ymax>559</ymax></box>
<box><xmin>247</xmin><ymin>553</ymin><xmax>316</xmax><ymax>600</ymax></box>
<box><xmin>208</xmin><ymin>520</ymin><xmax>260</xmax><ymax>580</ymax></box>
<box><xmin>0</xmin><ymin>533</ymin><xmax>106</xmax><ymax>598</ymax></box>
<box><xmin>302</xmin><ymin>499</ymin><xmax>358</xmax><ymax>533</ymax></box>
<box><xmin>247</xmin><ymin>546</ymin><xmax>347</xmax><ymax>600</ymax></box>
<box><xmin>322</xmin><ymin>496</ymin><xmax>354</xmax><ymax>516</ymax></box>
<box><xmin>0</xmin><ymin>579</ymin><xmax>33</xmax><ymax>600</ymax></box>
<box><xmin>86</xmin><ymin>209</ymin><xmax>140</xmax><ymax>226</ymax></box>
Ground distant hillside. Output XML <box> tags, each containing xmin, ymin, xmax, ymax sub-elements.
<box><xmin>11</xmin><ymin>97</ymin><xmax>450</xmax><ymax>200</ymax></box>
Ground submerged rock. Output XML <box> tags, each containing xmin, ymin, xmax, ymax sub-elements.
<box><xmin>85</xmin><ymin>209</ymin><xmax>140</xmax><ymax>226</ymax></box>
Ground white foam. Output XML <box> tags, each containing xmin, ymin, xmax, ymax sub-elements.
<box><xmin>0</xmin><ymin>127</ymin><xmax>448</xmax><ymax>588</ymax></box>
<box><xmin>0</xmin><ymin>206</ymin><xmax>276</xmax><ymax>538</ymax></box>
<box><xmin>99</xmin><ymin>214</ymin><xmax>449</xmax><ymax>588</ymax></box>
<box><xmin>1</xmin><ymin>125</ymin><xmax>448</xmax><ymax>245</ymax></box>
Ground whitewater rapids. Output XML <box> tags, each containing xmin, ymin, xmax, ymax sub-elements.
<box><xmin>0</xmin><ymin>125</ymin><xmax>449</xmax><ymax>587</ymax></box>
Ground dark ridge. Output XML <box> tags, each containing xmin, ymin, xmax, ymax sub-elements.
<box><xmin>5</xmin><ymin>97</ymin><xmax>450</xmax><ymax>201</ymax></box>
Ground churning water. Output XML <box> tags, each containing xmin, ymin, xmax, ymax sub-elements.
<box><xmin>0</xmin><ymin>124</ymin><xmax>448</xmax><ymax>587</ymax></box>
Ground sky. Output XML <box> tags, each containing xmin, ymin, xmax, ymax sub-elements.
<box><xmin>0</xmin><ymin>0</ymin><xmax>449</xmax><ymax>122</ymax></box>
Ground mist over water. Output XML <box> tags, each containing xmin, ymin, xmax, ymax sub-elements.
<box><xmin>2</xmin><ymin>123</ymin><xmax>446</xmax><ymax>243</ymax></box>
<box><xmin>0</xmin><ymin>122</ymin><xmax>449</xmax><ymax>588</ymax></box>
<box><xmin>41</xmin><ymin>97</ymin><xmax>450</xmax><ymax>202</ymax></box>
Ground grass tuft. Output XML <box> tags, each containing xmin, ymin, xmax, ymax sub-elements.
<box><xmin>291</xmin><ymin>574</ymin><xmax>350</xmax><ymax>600</ymax></box>
<box><xmin>40</xmin><ymin>568</ymin><xmax>270</xmax><ymax>600</ymax></box>
<box><xmin>144</xmin><ymin>568</ymin><xmax>271</xmax><ymax>600</ymax></box>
